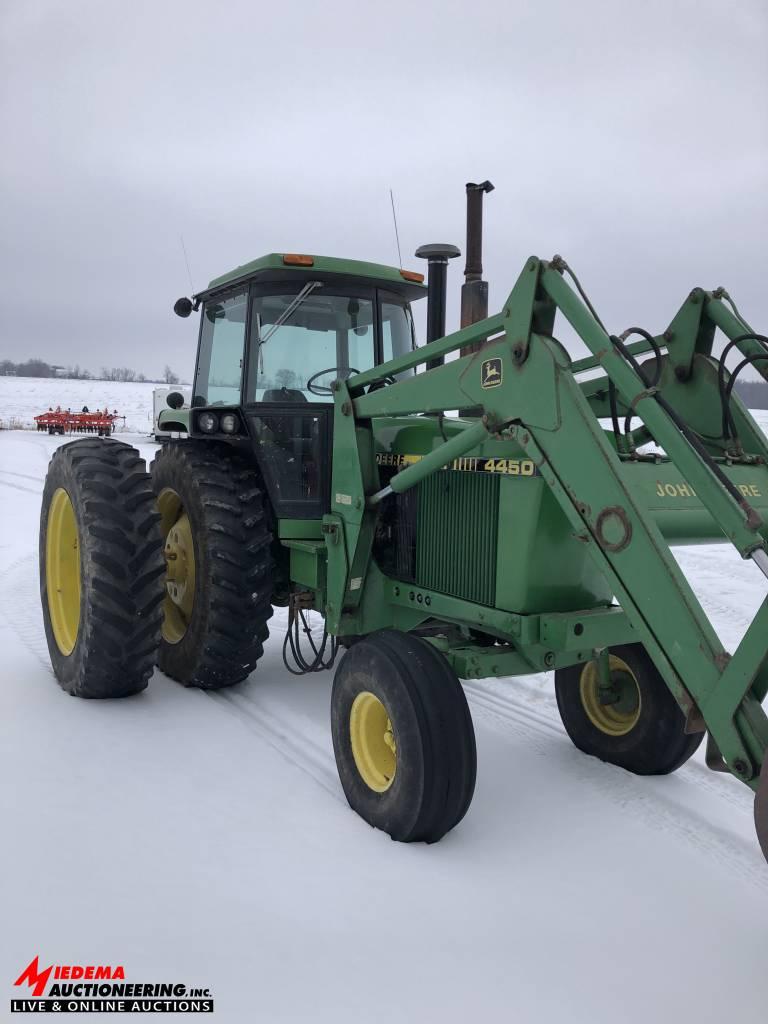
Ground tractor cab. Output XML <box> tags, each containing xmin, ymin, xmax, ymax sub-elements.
<box><xmin>170</xmin><ymin>253</ymin><xmax>426</xmax><ymax>518</ymax></box>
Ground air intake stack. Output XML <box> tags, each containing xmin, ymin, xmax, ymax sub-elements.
<box><xmin>415</xmin><ymin>243</ymin><xmax>461</xmax><ymax>369</ymax></box>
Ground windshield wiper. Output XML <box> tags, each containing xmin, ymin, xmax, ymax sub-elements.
<box><xmin>256</xmin><ymin>281</ymin><xmax>323</xmax><ymax>346</ymax></box>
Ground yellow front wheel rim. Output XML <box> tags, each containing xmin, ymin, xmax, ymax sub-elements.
<box><xmin>580</xmin><ymin>655</ymin><xmax>642</xmax><ymax>737</ymax></box>
<box><xmin>350</xmin><ymin>691</ymin><xmax>397</xmax><ymax>792</ymax></box>
<box><xmin>157</xmin><ymin>488</ymin><xmax>196</xmax><ymax>644</ymax></box>
<box><xmin>46</xmin><ymin>488</ymin><xmax>81</xmax><ymax>656</ymax></box>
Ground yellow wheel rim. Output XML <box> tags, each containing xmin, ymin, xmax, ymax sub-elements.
<box><xmin>579</xmin><ymin>655</ymin><xmax>642</xmax><ymax>737</ymax></box>
<box><xmin>350</xmin><ymin>691</ymin><xmax>397</xmax><ymax>793</ymax></box>
<box><xmin>46</xmin><ymin>488</ymin><xmax>81</xmax><ymax>656</ymax></box>
<box><xmin>157</xmin><ymin>488</ymin><xmax>196</xmax><ymax>645</ymax></box>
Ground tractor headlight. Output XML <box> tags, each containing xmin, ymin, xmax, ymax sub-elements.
<box><xmin>220</xmin><ymin>413</ymin><xmax>238</xmax><ymax>434</ymax></box>
<box><xmin>198</xmin><ymin>412</ymin><xmax>219</xmax><ymax>433</ymax></box>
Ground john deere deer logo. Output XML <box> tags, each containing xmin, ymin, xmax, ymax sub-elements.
<box><xmin>481</xmin><ymin>357</ymin><xmax>502</xmax><ymax>389</ymax></box>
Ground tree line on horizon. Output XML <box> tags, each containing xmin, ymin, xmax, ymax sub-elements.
<box><xmin>731</xmin><ymin>379</ymin><xmax>768</xmax><ymax>410</ymax></box>
<box><xmin>0</xmin><ymin>358</ymin><xmax>183</xmax><ymax>385</ymax></box>
<box><xmin>3</xmin><ymin>357</ymin><xmax>768</xmax><ymax>409</ymax></box>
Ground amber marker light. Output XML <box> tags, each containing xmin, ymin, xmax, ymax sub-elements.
<box><xmin>282</xmin><ymin>254</ymin><xmax>315</xmax><ymax>266</ymax></box>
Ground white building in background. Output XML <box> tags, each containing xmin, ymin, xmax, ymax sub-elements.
<box><xmin>152</xmin><ymin>386</ymin><xmax>192</xmax><ymax>441</ymax></box>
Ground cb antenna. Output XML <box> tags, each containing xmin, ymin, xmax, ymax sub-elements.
<box><xmin>389</xmin><ymin>188</ymin><xmax>403</xmax><ymax>268</ymax></box>
<box><xmin>179</xmin><ymin>234</ymin><xmax>195</xmax><ymax>294</ymax></box>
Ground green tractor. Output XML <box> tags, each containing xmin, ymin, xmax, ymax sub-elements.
<box><xmin>40</xmin><ymin>185</ymin><xmax>768</xmax><ymax>857</ymax></box>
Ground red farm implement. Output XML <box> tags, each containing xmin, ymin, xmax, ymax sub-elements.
<box><xmin>35</xmin><ymin>410</ymin><xmax>124</xmax><ymax>436</ymax></box>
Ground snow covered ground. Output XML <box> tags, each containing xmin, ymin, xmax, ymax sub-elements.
<box><xmin>0</xmin><ymin>376</ymin><xmax>170</xmax><ymax>434</ymax></box>
<box><xmin>2</xmin><ymin>417</ymin><xmax>768</xmax><ymax>1022</ymax></box>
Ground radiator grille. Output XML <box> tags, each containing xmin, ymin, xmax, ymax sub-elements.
<box><xmin>416</xmin><ymin>472</ymin><xmax>499</xmax><ymax>606</ymax></box>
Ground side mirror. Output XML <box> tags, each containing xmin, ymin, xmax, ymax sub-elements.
<box><xmin>173</xmin><ymin>297</ymin><xmax>193</xmax><ymax>318</ymax></box>
<box><xmin>166</xmin><ymin>391</ymin><xmax>185</xmax><ymax>410</ymax></box>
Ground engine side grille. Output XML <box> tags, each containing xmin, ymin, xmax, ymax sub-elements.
<box><xmin>394</xmin><ymin>486</ymin><xmax>418</xmax><ymax>579</ymax></box>
<box><xmin>416</xmin><ymin>471</ymin><xmax>499</xmax><ymax>606</ymax></box>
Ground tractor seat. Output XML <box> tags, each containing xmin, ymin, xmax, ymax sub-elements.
<box><xmin>262</xmin><ymin>387</ymin><xmax>308</xmax><ymax>404</ymax></box>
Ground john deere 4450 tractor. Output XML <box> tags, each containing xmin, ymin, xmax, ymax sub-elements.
<box><xmin>40</xmin><ymin>185</ymin><xmax>768</xmax><ymax>856</ymax></box>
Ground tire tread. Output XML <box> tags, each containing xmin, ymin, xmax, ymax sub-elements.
<box><xmin>40</xmin><ymin>439</ymin><xmax>165</xmax><ymax>698</ymax></box>
<box><xmin>151</xmin><ymin>440</ymin><xmax>273</xmax><ymax>689</ymax></box>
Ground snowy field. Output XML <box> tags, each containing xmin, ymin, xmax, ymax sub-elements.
<box><xmin>1</xmin><ymin>412</ymin><xmax>768</xmax><ymax>1022</ymax></box>
<box><xmin>0</xmin><ymin>376</ymin><xmax>170</xmax><ymax>434</ymax></box>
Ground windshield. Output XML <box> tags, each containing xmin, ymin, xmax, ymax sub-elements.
<box><xmin>246</xmin><ymin>289</ymin><xmax>413</xmax><ymax>403</ymax></box>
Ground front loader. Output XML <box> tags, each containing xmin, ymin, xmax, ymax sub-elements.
<box><xmin>39</xmin><ymin>187</ymin><xmax>768</xmax><ymax>859</ymax></box>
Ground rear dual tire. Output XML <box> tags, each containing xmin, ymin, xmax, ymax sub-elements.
<box><xmin>41</xmin><ymin>438</ymin><xmax>274</xmax><ymax>696</ymax></box>
<box><xmin>150</xmin><ymin>440</ymin><xmax>274</xmax><ymax>688</ymax></box>
<box><xmin>40</xmin><ymin>439</ymin><xmax>166</xmax><ymax>697</ymax></box>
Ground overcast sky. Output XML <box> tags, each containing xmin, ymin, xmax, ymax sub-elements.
<box><xmin>1</xmin><ymin>0</ymin><xmax>766</xmax><ymax>380</ymax></box>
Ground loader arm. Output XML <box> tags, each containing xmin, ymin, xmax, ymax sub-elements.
<box><xmin>327</xmin><ymin>256</ymin><xmax>768</xmax><ymax>803</ymax></box>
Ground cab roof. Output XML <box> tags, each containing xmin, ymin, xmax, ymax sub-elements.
<box><xmin>198</xmin><ymin>252</ymin><xmax>428</xmax><ymax>302</ymax></box>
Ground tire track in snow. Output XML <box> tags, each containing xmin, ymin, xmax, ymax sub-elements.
<box><xmin>464</xmin><ymin>676</ymin><xmax>750</xmax><ymax>812</ymax></box>
<box><xmin>567</xmin><ymin>752</ymin><xmax>767</xmax><ymax>889</ymax></box>
<box><xmin>464</xmin><ymin>683</ymin><xmax>564</xmax><ymax>740</ymax></box>
<box><xmin>0</xmin><ymin>553</ymin><xmax>50</xmax><ymax>667</ymax></box>
<box><xmin>677</xmin><ymin>750</ymin><xmax>757</xmax><ymax>814</ymax></box>
<box><xmin>463</xmin><ymin>680</ymin><xmax>767</xmax><ymax>888</ymax></box>
<box><xmin>205</xmin><ymin>687</ymin><xmax>344</xmax><ymax>803</ymax></box>
<box><xmin>0</xmin><ymin>477</ymin><xmax>41</xmax><ymax>496</ymax></box>
<box><xmin>0</xmin><ymin>468</ymin><xmax>44</xmax><ymax>484</ymax></box>
<box><xmin>465</xmin><ymin>679</ymin><xmax>752</xmax><ymax>815</ymax></box>
<box><xmin>203</xmin><ymin>613</ymin><xmax>346</xmax><ymax>802</ymax></box>
<box><xmin>0</xmin><ymin>549</ymin><xmax>345</xmax><ymax>804</ymax></box>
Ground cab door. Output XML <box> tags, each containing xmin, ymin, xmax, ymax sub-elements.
<box><xmin>244</xmin><ymin>283</ymin><xmax>376</xmax><ymax>519</ymax></box>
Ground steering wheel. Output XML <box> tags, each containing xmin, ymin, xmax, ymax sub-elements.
<box><xmin>307</xmin><ymin>366</ymin><xmax>360</xmax><ymax>396</ymax></box>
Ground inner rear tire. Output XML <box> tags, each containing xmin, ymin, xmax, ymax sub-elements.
<box><xmin>39</xmin><ymin>439</ymin><xmax>165</xmax><ymax>697</ymax></box>
<box><xmin>150</xmin><ymin>440</ymin><xmax>273</xmax><ymax>689</ymax></box>
<box><xmin>331</xmin><ymin>630</ymin><xmax>477</xmax><ymax>843</ymax></box>
<box><xmin>554</xmin><ymin>643</ymin><xmax>703</xmax><ymax>774</ymax></box>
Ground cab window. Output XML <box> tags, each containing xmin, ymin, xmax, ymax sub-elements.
<box><xmin>194</xmin><ymin>290</ymin><xmax>247</xmax><ymax>406</ymax></box>
<box><xmin>381</xmin><ymin>297</ymin><xmax>415</xmax><ymax>362</ymax></box>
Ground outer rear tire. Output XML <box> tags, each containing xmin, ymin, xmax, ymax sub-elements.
<box><xmin>39</xmin><ymin>439</ymin><xmax>165</xmax><ymax>697</ymax></box>
<box><xmin>150</xmin><ymin>440</ymin><xmax>273</xmax><ymax>689</ymax></box>
<box><xmin>331</xmin><ymin>630</ymin><xmax>477</xmax><ymax>843</ymax></box>
<box><xmin>554</xmin><ymin>643</ymin><xmax>703</xmax><ymax>774</ymax></box>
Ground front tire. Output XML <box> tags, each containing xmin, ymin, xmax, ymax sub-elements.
<box><xmin>150</xmin><ymin>440</ymin><xmax>273</xmax><ymax>689</ymax></box>
<box><xmin>40</xmin><ymin>439</ymin><xmax>165</xmax><ymax>697</ymax></box>
<box><xmin>554</xmin><ymin>643</ymin><xmax>703</xmax><ymax>774</ymax></box>
<box><xmin>331</xmin><ymin>630</ymin><xmax>477</xmax><ymax>843</ymax></box>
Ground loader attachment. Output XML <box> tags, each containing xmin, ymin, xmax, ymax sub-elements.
<box><xmin>329</xmin><ymin>254</ymin><xmax>768</xmax><ymax>865</ymax></box>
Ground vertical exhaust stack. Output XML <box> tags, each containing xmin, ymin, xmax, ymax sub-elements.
<box><xmin>415</xmin><ymin>243</ymin><xmax>461</xmax><ymax>369</ymax></box>
<box><xmin>460</xmin><ymin>180</ymin><xmax>495</xmax><ymax>356</ymax></box>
